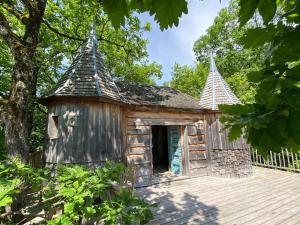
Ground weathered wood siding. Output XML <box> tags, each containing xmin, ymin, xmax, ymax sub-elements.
<box><xmin>45</xmin><ymin>102</ymin><xmax>124</xmax><ymax>166</ymax></box>
<box><xmin>205</xmin><ymin>112</ymin><xmax>247</xmax><ymax>150</ymax></box>
<box><xmin>187</xmin><ymin>124</ymin><xmax>208</xmax><ymax>176</ymax></box>
<box><xmin>126</xmin><ymin>110</ymin><xmax>209</xmax><ymax>186</ymax></box>
<box><xmin>205</xmin><ymin>112</ymin><xmax>252</xmax><ymax>177</ymax></box>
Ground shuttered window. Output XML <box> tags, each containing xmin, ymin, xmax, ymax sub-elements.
<box><xmin>48</xmin><ymin>115</ymin><xmax>59</xmax><ymax>139</ymax></box>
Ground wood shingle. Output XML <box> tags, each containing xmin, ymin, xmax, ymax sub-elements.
<box><xmin>199</xmin><ymin>53</ymin><xmax>241</xmax><ymax>110</ymax></box>
<box><xmin>46</xmin><ymin>23</ymin><xmax>123</xmax><ymax>102</ymax></box>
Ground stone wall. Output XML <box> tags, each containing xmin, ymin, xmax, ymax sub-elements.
<box><xmin>209</xmin><ymin>148</ymin><xmax>252</xmax><ymax>178</ymax></box>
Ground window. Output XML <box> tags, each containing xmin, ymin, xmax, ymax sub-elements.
<box><xmin>48</xmin><ymin>115</ymin><xmax>59</xmax><ymax>139</ymax></box>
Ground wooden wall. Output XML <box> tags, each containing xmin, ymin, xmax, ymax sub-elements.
<box><xmin>204</xmin><ymin>112</ymin><xmax>252</xmax><ymax>177</ymax></box>
<box><xmin>125</xmin><ymin>110</ymin><xmax>208</xmax><ymax>186</ymax></box>
<box><xmin>45</xmin><ymin>102</ymin><xmax>124</xmax><ymax>165</ymax></box>
<box><xmin>205</xmin><ymin>112</ymin><xmax>248</xmax><ymax>150</ymax></box>
<box><xmin>187</xmin><ymin>124</ymin><xmax>208</xmax><ymax>176</ymax></box>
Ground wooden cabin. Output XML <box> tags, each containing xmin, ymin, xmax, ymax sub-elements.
<box><xmin>40</xmin><ymin>26</ymin><xmax>252</xmax><ymax>187</ymax></box>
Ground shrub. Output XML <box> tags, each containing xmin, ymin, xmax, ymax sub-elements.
<box><xmin>0</xmin><ymin>159</ymin><xmax>154</xmax><ymax>224</ymax></box>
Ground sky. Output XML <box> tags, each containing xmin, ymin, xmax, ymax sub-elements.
<box><xmin>137</xmin><ymin>0</ymin><xmax>229</xmax><ymax>85</ymax></box>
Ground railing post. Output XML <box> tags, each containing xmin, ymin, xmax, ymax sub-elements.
<box><xmin>274</xmin><ymin>152</ymin><xmax>277</xmax><ymax>168</ymax></box>
<box><xmin>286</xmin><ymin>149</ymin><xmax>290</xmax><ymax>168</ymax></box>
<box><xmin>295</xmin><ymin>152</ymin><xmax>299</xmax><ymax>170</ymax></box>
<box><xmin>281</xmin><ymin>149</ymin><xmax>285</xmax><ymax>168</ymax></box>
<box><xmin>270</xmin><ymin>151</ymin><xmax>273</xmax><ymax>167</ymax></box>
<box><xmin>291</xmin><ymin>152</ymin><xmax>295</xmax><ymax>169</ymax></box>
<box><xmin>256</xmin><ymin>149</ymin><xmax>258</xmax><ymax>164</ymax></box>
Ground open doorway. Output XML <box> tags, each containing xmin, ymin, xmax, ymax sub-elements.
<box><xmin>152</xmin><ymin>126</ymin><xmax>169</xmax><ymax>173</ymax></box>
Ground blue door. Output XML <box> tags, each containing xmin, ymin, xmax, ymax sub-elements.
<box><xmin>168</xmin><ymin>126</ymin><xmax>182</xmax><ymax>175</ymax></box>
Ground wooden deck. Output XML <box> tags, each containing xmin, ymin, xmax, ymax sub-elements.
<box><xmin>136</xmin><ymin>167</ymin><xmax>300</xmax><ymax>225</ymax></box>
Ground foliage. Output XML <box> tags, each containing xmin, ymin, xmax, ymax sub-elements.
<box><xmin>168</xmin><ymin>63</ymin><xmax>208</xmax><ymax>98</ymax></box>
<box><xmin>99</xmin><ymin>0</ymin><xmax>188</xmax><ymax>30</ymax></box>
<box><xmin>225</xmin><ymin>68</ymin><xmax>257</xmax><ymax>103</ymax></box>
<box><xmin>193</xmin><ymin>0</ymin><xmax>264</xmax><ymax>78</ymax></box>
<box><xmin>169</xmin><ymin>0</ymin><xmax>259</xmax><ymax>103</ymax></box>
<box><xmin>220</xmin><ymin>0</ymin><xmax>300</xmax><ymax>153</ymax></box>
<box><xmin>0</xmin><ymin>0</ymin><xmax>165</xmax><ymax>154</ymax></box>
<box><xmin>0</xmin><ymin>159</ymin><xmax>154</xmax><ymax>224</ymax></box>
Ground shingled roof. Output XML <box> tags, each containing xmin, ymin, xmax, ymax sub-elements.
<box><xmin>199</xmin><ymin>53</ymin><xmax>241</xmax><ymax>110</ymax></box>
<box><xmin>46</xmin><ymin>23</ymin><xmax>123</xmax><ymax>102</ymax></box>
<box><xmin>116</xmin><ymin>81</ymin><xmax>203</xmax><ymax>111</ymax></box>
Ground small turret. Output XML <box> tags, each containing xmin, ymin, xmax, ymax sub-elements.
<box><xmin>199</xmin><ymin>52</ymin><xmax>240</xmax><ymax>110</ymax></box>
<box><xmin>47</xmin><ymin>22</ymin><xmax>122</xmax><ymax>102</ymax></box>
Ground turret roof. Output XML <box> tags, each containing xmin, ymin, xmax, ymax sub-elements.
<box><xmin>199</xmin><ymin>53</ymin><xmax>241</xmax><ymax>110</ymax></box>
<box><xmin>47</xmin><ymin>23</ymin><xmax>123</xmax><ymax>102</ymax></box>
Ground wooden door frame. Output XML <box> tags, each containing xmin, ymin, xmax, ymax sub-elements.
<box><xmin>182</xmin><ymin>125</ymin><xmax>190</xmax><ymax>176</ymax></box>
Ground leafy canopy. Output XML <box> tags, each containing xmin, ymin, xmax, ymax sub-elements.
<box><xmin>100</xmin><ymin>0</ymin><xmax>188</xmax><ymax>30</ymax></box>
<box><xmin>0</xmin><ymin>0</ymin><xmax>164</xmax><ymax>151</ymax></box>
<box><xmin>168</xmin><ymin>63</ymin><xmax>208</xmax><ymax>98</ymax></box>
<box><xmin>171</xmin><ymin>0</ymin><xmax>259</xmax><ymax>103</ymax></box>
<box><xmin>220</xmin><ymin>0</ymin><xmax>300</xmax><ymax>153</ymax></box>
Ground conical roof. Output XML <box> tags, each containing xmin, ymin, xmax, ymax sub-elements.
<box><xmin>47</xmin><ymin>23</ymin><xmax>123</xmax><ymax>102</ymax></box>
<box><xmin>199</xmin><ymin>53</ymin><xmax>241</xmax><ymax>110</ymax></box>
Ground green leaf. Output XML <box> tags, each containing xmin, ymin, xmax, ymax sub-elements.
<box><xmin>228</xmin><ymin>124</ymin><xmax>243</xmax><ymax>141</ymax></box>
<box><xmin>150</xmin><ymin>0</ymin><xmax>188</xmax><ymax>30</ymax></box>
<box><xmin>287</xmin><ymin>110</ymin><xmax>300</xmax><ymax>145</ymax></box>
<box><xmin>269</xmin><ymin>28</ymin><xmax>300</xmax><ymax>64</ymax></box>
<box><xmin>241</xmin><ymin>26</ymin><xmax>276</xmax><ymax>48</ymax></box>
<box><xmin>239</xmin><ymin>0</ymin><xmax>259</xmax><ymax>26</ymax></box>
<box><xmin>257</xmin><ymin>0</ymin><xmax>277</xmax><ymax>24</ymax></box>
<box><xmin>219</xmin><ymin>104</ymin><xmax>253</xmax><ymax>115</ymax></box>
<box><xmin>246</xmin><ymin>70</ymin><xmax>264</xmax><ymax>83</ymax></box>
<box><xmin>73</xmin><ymin>180</ymin><xmax>79</xmax><ymax>189</ymax></box>
<box><xmin>64</xmin><ymin>202</ymin><xmax>75</xmax><ymax>214</ymax></box>
<box><xmin>0</xmin><ymin>195</ymin><xmax>13</xmax><ymax>207</ymax></box>
<box><xmin>102</xmin><ymin>0</ymin><xmax>129</xmax><ymax>28</ymax></box>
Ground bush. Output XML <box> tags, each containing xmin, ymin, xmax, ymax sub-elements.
<box><xmin>0</xmin><ymin>159</ymin><xmax>155</xmax><ymax>224</ymax></box>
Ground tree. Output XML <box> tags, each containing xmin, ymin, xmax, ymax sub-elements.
<box><xmin>169</xmin><ymin>63</ymin><xmax>208</xmax><ymax>98</ymax></box>
<box><xmin>220</xmin><ymin>0</ymin><xmax>300</xmax><ymax>153</ymax></box>
<box><xmin>0</xmin><ymin>0</ymin><xmax>188</xmax><ymax>162</ymax></box>
<box><xmin>193</xmin><ymin>0</ymin><xmax>264</xmax><ymax>78</ymax></box>
<box><xmin>171</xmin><ymin>0</ymin><xmax>259</xmax><ymax>103</ymax></box>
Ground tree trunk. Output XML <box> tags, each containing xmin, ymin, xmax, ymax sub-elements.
<box><xmin>2</xmin><ymin>52</ymin><xmax>38</xmax><ymax>163</ymax></box>
<box><xmin>0</xmin><ymin>0</ymin><xmax>47</xmax><ymax>163</ymax></box>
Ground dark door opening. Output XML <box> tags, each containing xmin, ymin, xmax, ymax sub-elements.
<box><xmin>152</xmin><ymin>126</ymin><xmax>169</xmax><ymax>173</ymax></box>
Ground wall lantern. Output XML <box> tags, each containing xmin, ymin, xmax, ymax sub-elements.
<box><xmin>67</xmin><ymin>112</ymin><xmax>78</xmax><ymax>127</ymax></box>
<box><xmin>195</xmin><ymin>120</ymin><xmax>204</xmax><ymax>129</ymax></box>
<box><xmin>134</xmin><ymin>118</ymin><xmax>142</xmax><ymax>130</ymax></box>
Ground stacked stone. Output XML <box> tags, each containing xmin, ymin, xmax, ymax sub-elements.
<box><xmin>210</xmin><ymin>149</ymin><xmax>253</xmax><ymax>178</ymax></box>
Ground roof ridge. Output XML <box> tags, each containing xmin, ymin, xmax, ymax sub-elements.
<box><xmin>89</xmin><ymin>22</ymin><xmax>102</xmax><ymax>96</ymax></box>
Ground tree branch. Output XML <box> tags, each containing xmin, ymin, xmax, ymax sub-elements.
<box><xmin>42</xmin><ymin>19</ymin><xmax>129</xmax><ymax>51</ymax></box>
<box><xmin>42</xmin><ymin>19</ymin><xmax>85</xmax><ymax>41</ymax></box>
<box><xmin>1</xmin><ymin>3</ymin><xmax>29</xmax><ymax>25</ymax></box>
<box><xmin>0</xmin><ymin>10</ymin><xmax>23</xmax><ymax>51</ymax></box>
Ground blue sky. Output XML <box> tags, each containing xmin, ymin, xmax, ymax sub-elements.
<box><xmin>137</xmin><ymin>0</ymin><xmax>229</xmax><ymax>85</ymax></box>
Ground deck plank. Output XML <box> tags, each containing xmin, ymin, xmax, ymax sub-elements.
<box><xmin>137</xmin><ymin>167</ymin><xmax>300</xmax><ymax>225</ymax></box>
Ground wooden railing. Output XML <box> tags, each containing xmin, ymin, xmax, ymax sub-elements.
<box><xmin>251</xmin><ymin>148</ymin><xmax>300</xmax><ymax>172</ymax></box>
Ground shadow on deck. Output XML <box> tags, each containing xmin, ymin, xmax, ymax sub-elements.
<box><xmin>137</xmin><ymin>167</ymin><xmax>300</xmax><ymax>225</ymax></box>
<box><xmin>137</xmin><ymin>182</ymin><xmax>219</xmax><ymax>225</ymax></box>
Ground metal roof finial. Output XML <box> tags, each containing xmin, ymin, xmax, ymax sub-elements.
<box><xmin>87</xmin><ymin>20</ymin><xmax>98</xmax><ymax>49</ymax></box>
<box><xmin>209</xmin><ymin>51</ymin><xmax>218</xmax><ymax>73</ymax></box>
